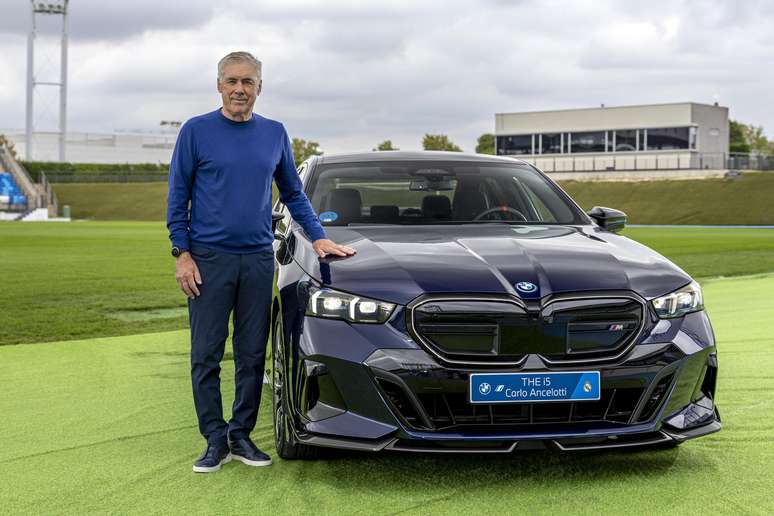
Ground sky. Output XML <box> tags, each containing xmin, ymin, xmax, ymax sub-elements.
<box><xmin>0</xmin><ymin>0</ymin><xmax>772</xmax><ymax>153</ymax></box>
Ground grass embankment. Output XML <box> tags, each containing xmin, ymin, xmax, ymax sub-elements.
<box><xmin>1</xmin><ymin>274</ymin><xmax>771</xmax><ymax>514</ymax></box>
<box><xmin>52</xmin><ymin>172</ymin><xmax>774</xmax><ymax>224</ymax></box>
<box><xmin>559</xmin><ymin>172</ymin><xmax>774</xmax><ymax>225</ymax></box>
<box><xmin>54</xmin><ymin>183</ymin><xmax>169</xmax><ymax>220</ymax></box>
<box><xmin>1</xmin><ymin>222</ymin><xmax>773</xmax><ymax>346</ymax></box>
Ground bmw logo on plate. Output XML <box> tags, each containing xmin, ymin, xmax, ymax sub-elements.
<box><xmin>516</xmin><ymin>281</ymin><xmax>537</xmax><ymax>293</ymax></box>
<box><xmin>478</xmin><ymin>382</ymin><xmax>492</xmax><ymax>395</ymax></box>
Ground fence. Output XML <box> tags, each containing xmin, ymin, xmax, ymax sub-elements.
<box><xmin>505</xmin><ymin>152</ymin><xmax>773</xmax><ymax>173</ymax></box>
<box><xmin>41</xmin><ymin>172</ymin><xmax>168</xmax><ymax>183</ymax></box>
<box><xmin>727</xmin><ymin>153</ymin><xmax>774</xmax><ymax>170</ymax></box>
<box><xmin>16</xmin><ymin>152</ymin><xmax>774</xmax><ymax>183</ymax></box>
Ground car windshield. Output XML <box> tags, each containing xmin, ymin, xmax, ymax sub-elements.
<box><xmin>306</xmin><ymin>160</ymin><xmax>585</xmax><ymax>226</ymax></box>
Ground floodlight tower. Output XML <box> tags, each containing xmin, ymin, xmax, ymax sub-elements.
<box><xmin>25</xmin><ymin>0</ymin><xmax>69</xmax><ymax>162</ymax></box>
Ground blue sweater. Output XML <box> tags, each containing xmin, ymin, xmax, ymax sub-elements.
<box><xmin>166</xmin><ymin>109</ymin><xmax>325</xmax><ymax>253</ymax></box>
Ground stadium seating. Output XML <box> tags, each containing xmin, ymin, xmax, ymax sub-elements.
<box><xmin>0</xmin><ymin>172</ymin><xmax>28</xmax><ymax>207</ymax></box>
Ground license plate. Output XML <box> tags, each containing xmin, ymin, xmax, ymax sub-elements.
<box><xmin>469</xmin><ymin>371</ymin><xmax>600</xmax><ymax>404</ymax></box>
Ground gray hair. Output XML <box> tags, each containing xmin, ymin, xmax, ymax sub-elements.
<box><xmin>217</xmin><ymin>51</ymin><xmax>262</xmax><ymax>82</ymax></box>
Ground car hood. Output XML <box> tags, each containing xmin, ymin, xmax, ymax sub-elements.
<box><xmin>289</xmin><ymin>225</ymin><xmax>691</xmax><ymax>306</ymax></box>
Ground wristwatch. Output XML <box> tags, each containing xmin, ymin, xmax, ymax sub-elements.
<box><xmin>171</xmin><ymin>246</ymin><xmax>187</xmax><ymax>257</ymax></box>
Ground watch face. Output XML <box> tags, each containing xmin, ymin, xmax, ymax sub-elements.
<box><xmin>171</xmin><ymin>246</ymin><xmax>181</xmax><ymax>257</ymax></box>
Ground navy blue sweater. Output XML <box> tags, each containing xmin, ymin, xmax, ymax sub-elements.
<box><xmin>166</xmin><ymin>109</ymin><xmax>325</xmax><ymax>253</ymax></box>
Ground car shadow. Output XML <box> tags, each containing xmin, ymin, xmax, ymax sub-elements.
<box><xmin>304</xmin><ymin>444</ymin><xmax>711</xmax><ymax>491</ymax></box>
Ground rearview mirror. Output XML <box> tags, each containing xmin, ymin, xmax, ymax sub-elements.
<box><xmin>409</xmin><ymin>178</ymin><xmax>455</xmax><ymax>191</ymax></box>
<box><xmin>587</xmin><ymin>206</ymin><xmax>626</xmax><ymax>232</ymax></box>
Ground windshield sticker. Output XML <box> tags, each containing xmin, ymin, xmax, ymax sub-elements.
<box><xmin>320</xmin><ymin>211</ymin><xmax>338</xmax><ymax>223</ymax></box>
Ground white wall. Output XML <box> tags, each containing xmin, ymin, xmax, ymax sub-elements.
<box><xmin>2</xmin><ymin>131</ymin><xmax>176</xmax><ymax>164</ymax></box>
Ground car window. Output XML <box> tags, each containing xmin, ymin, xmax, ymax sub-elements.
<box><xmin>306</xmin><ymin>161</ymin><xmax>583</xmax><ymax>226</ymax></box>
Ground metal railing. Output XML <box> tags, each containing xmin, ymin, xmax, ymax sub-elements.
<box><xmin>39</xmin><ymin>170</ymin><xmax>59</xmax><ymax>216</ymax></box>
<box><xmin>501</xmin><ymin>151</ymin><xmax>773</xmax><ymax>173</ymax></box>
<box><xmin>40</xmin><ymin>172</ymin><xmax>167</xmax><ymax>183</ymax></box>
<box><xmin>0</xmin><ymin>144</ymin><xmax>40</xmax><ymax>210</ymax></box>
<box><xmin>728</xmin><ymin>153</ymin><xmax>774</xmax><ymax>170</ymax></box>
<box><xmin>0</xmin><ymin>144</ymin><xmax>58</xmax><ymax>215</ymax></box>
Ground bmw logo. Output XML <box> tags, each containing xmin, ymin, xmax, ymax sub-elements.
<box><xmin>479</xmin><ymin>382</ymin><xmax>492</xmax><ymax>395</ymax></box>
<box><xmin>516</xmin><ymin>281</ymin><xmax>537</xmax><ymax>293</ymax></box>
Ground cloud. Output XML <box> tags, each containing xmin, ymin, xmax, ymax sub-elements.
<box><xmin>1</xmin><ymin>0</ymin><xmax>773</xmax><ymax>153</ymax></box>
<box><xmin>0</xmin><ymin>0</ymin><xmax>216</xmax><ymax>41</ymax></box>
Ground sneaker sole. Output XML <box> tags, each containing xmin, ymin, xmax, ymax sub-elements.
<box><xmin>192</xmin><ymin>453</ymin><xmax>232</xmax><ymax>473</ymax></box>
<box><xmin>231</xmin><ymin>454</ymin><xmax>272</xmax><ymax>467</ymax></box>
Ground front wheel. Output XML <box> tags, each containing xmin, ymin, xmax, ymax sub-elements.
<box><xmin>271</xmin><ymin>317</ymin><xmax>319</xmax><ymax>460</ymax></box>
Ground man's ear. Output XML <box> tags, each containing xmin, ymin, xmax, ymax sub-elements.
<box><xmin>216</xmin><ymin>78</ymin><xmax>223</xmax><ymax>93</ymax></box>
<box><xmin>256</xmin><ymin>80</ymin><xmax>262</xmax><ymax>97</ymax></box>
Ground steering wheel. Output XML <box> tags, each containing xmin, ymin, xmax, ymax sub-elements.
<box><xmin>473</xmin><ymin>206</ymin><xmax>528</xmax><ymax>222</ymax></box>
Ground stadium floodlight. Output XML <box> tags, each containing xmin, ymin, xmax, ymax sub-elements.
<box><xmin>26</xmin><ymin>0</ymin><xmax>69</xmax><ymax>161</ymax></box>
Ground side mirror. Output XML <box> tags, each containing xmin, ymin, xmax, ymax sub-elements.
<box><xmin>272</xmin><ymin>211</ymin><xmax>285</xmax><ymax>239</ymax></box>
<box><xmin>587</xmin><ymin>206</ymin><xmax>626</xmax><ymax>232</ymax></box>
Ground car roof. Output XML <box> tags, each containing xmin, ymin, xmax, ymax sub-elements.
<box><xmin>316</xmin><ymin>151</ymin><xmax>529</xmax><ymax>166</ymax></box>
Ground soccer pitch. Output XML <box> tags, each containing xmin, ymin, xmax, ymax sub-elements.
<box><xmin>0</xmin><ymin>222</ymin><xmax>773</xmax><ymax>514</ymax></box>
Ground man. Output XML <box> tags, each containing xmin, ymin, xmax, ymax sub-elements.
<box><xmin>167</xmin><ymin>51</ymin><xmax>354</xmax><ymax>473</ymax></box>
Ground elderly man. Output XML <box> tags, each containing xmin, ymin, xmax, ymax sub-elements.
<box><xmin>167</xmin><ymin>51</ymin><xmax>354</xmax><ymax>473</ymax></box>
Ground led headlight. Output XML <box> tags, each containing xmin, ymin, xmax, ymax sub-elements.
<box><xmin>306</xmin><ymin>286</ymin><xmax>396</xmax><ymax>323</ymax></box>
<box><xmin>651</xmin><ymin>281</ymin><xmax>704</xmax><ymax>318</ymax></box>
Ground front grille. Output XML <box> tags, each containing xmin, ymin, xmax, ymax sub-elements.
<box><xmin>409</xmin><ymin>295</ymin><xmax>644</xmax><ymax>365</ymax></box>
<box><xmin>414</xmin><ymin>387</ymin><xmax>645</xmax><ymax>431</ymax></box>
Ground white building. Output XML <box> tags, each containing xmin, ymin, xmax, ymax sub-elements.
<box><xmin>495</xmin><ymin>102</ymin><xmax>729</xmax><ymax>172</ymax></box>
<box><xmin>2</xmin><ymin>130</ymin><xmax>176</xmax><ymax>164</ymax></box>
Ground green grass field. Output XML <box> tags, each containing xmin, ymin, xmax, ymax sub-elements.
<box><xmin>1</xmin><ymin>221</ymin><xmax>773</xmax><ymax>514</ymax></box>
<box><xmin>52</xmin><ymin>172</ymin><xmax>774</xmax><ymax>224</ymax></box>
<box><xmin>1</xmin><ymin>273</ymin><xmax>771</xmax><ymax>514</ymax></box>
<box><xmin>1</xmin><ymin>222</ymin><xmax>773</xmax><ymax>346</ymax></box>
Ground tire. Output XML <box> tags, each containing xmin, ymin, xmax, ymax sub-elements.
<box><xmin>271</xmin><ymin>317</ymin><xmax>320</xmax><ymax>460</ymax></box>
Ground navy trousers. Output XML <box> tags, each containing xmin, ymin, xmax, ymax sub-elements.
<box><xmin>188</xmin><ymin>245</ymin><xmax>274</xmax><ymax>444</ymax></box>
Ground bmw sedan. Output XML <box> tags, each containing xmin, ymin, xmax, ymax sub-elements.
<box><xmin>270</xmin><ymin>151</ymin><xmax>720</xmax><ymax>457</ymax></box>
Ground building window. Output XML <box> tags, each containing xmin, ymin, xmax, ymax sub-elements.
<box><xmin>647</xmin><ymin>127</ymin><xmax>690</xmax><ymax>150</ymax></box>
<box><xmin>541</xmin><ymin>133</ymin><xmax>562</xmax><ymax>154</ymax></box>
<box><xmin>497</xmin><ymin>135</ymin><xmax>533</xmax><ymax>155</ymax></box>
<box><xmin>570</xmin><ymin>131</ymin><xmax>605</xmax><ymax>153</ymax></box>
<box><xmin>615</xmin><ymin>130</ymin><xmax>637</xmax><ymax>152</ymax></box>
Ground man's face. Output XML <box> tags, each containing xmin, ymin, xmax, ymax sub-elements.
<box><xmin>217</xmin><ymin>61</ymin><xmax>262</xmax><ymax>118</ymax></box>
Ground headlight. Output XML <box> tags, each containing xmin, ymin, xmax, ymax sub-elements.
<box><xmin>651</xmin><ymin>281</ymin><xmax>704</xmax><ymax>318</ymax></box>
<box><xmin>306</xmin><ymin>286</ymin><xmax>396</xmax><ymax>323</ymax></box>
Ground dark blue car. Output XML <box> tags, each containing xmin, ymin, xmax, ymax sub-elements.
<box><xmin>270</xmin><ymin>151</ymin><xmax>720</xmax><ymax>457</ymax></box>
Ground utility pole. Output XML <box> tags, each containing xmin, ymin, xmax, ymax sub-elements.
<box><xmin>25</xmin><ymin>0</ymin><xmax>69</xmax><ymax>162</ymax></box>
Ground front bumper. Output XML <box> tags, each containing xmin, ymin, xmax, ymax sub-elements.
<box><xmin>287</xmin><ymin>310</ymin><xmax>720</xmax><ymax>452</ymax></box>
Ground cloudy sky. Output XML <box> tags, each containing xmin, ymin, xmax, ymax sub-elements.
<box><xmin>0</xmin><ymin>0</ymin><xmax>772</xmax><ymax>153</ymax></box>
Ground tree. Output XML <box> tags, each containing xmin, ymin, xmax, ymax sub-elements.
<box><xmin>729</xmin><ymin>120</ymin><xmax>750</xmax><ymax>153</ymax></box>
<box><xmin>729</xmin><ymin>119</ymin><xmax>774</xmax><ymax>155</ymax></box>
<box><xmin>291</xmin><ymin>138</ymin><xmax>322</xmax><ymax>166</ymax></box>
<box><xmin>743</xmin><ymin>124</ymin><xmax>770</xmax><ymax>154</ymax></box>
<box><xmin>373</xmin><ymin>140</ymin><xmax>398</xmax><ymax>151</ymax></box>
<box><xmin>422</xmin><ymin>134</ymin><xmax>462</xmax><ymax>152</ymax></box>
<box><xmin>475</xmin><ymin>133</ymin><xmax>495</xmax><ymax>155</ymax></box>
